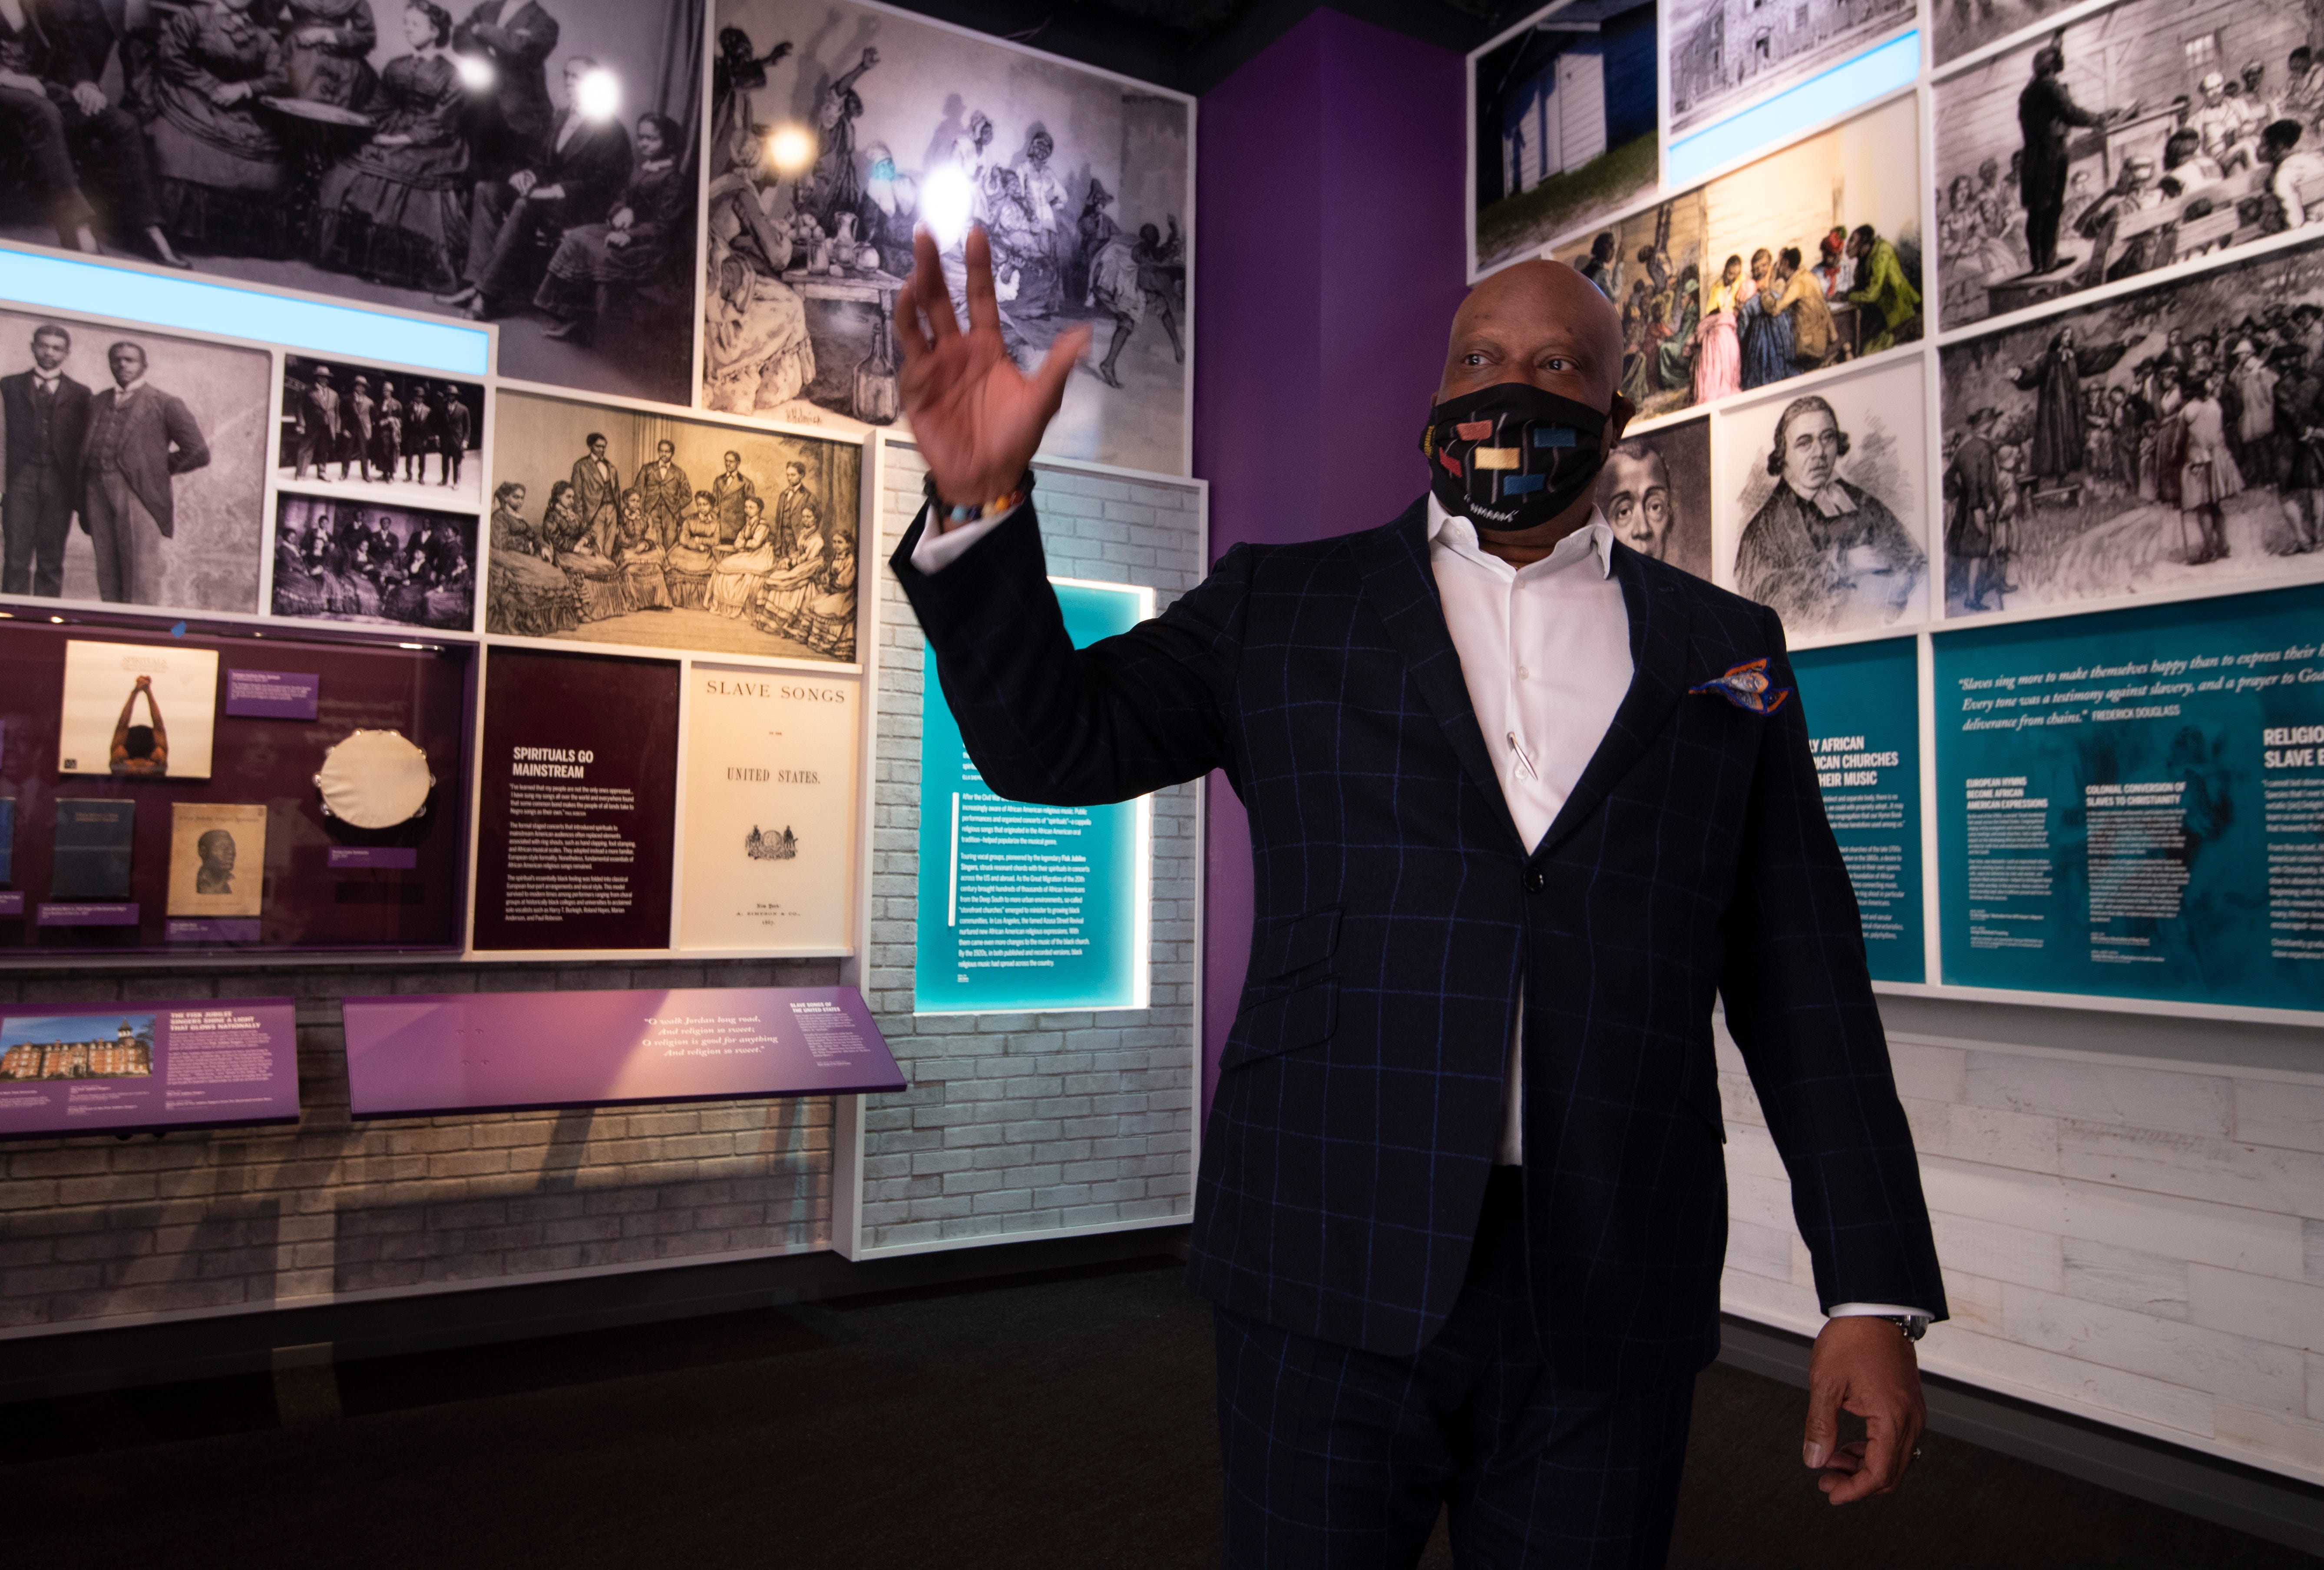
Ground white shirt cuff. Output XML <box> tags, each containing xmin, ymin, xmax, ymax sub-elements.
<box><xmin>909</xmin><ymin>500</ymin><xmax>1024</xmax><ymax>574</ymax></box>
<box><xmin>1827</xmin><ymin>1302</ymin><xmax>1933</xmax><ymax>1320</ymax></box>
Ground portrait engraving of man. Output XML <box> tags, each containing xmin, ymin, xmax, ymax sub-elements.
<box><xmin>1593</xmin><ymin>417</ymin><xmax>1711</xmax><ymax>580</ymax></box>
<box><xmin>80</xmin><ymin>339</ymin><xmax>209</xmax><ymax>605</ymax></box>
<box><xmin>1734</xmin><ymin>394</ymin><xmax>1926</xmax><ymax>634</ymax></box>
<box><xmin>0</xmin><ymin>321</ymin><xmax>92</xmax><ymax>597</ymax></box>
<box><xmin>194</xmin><ymin>827</ymin><xmax>237</xmax><ymax>893</ymax></box>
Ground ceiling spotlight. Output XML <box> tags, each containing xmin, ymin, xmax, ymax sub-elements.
<box><xmin>765</xmin><ymin>123</ymin><xmax>815</xmax><ymax>175</ymax></box>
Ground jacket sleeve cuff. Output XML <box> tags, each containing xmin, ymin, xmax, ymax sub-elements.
<box><xmin>909</xmin><ymin>500</ymin><xmax>1024</xmax><ymax>574</ymax></box>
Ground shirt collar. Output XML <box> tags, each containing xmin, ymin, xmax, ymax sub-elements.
<box><xmin>112</xmin><ymin>378</ymin><xmax>146</xmax><ymax>399</ymax></box>
<box><xmin>1426</xmin><ymin>492</ymin><xmax>1615</xmax><ymax>579</ymax></box>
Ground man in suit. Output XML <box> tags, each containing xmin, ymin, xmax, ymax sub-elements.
<box><xmin>890</xmin><ymin>229</ymin><xmax>1944</xmax><ymax>1567</ymax></box>
<box><xmin>0</xmin><ymin>0</ymin><xmax>185</xmax><ymax>265</ymax></box>
<box><xmin>636</xmin><ymin>438</ymin><xmax>688</xmax><ymax>547</ymax></box>
<box><xmin>81</xmin><ymin>339</ymin><xmax>208</xmax><ymax>605</ymax></box>
<box><xmin>569</xmin><ymin>430</ymin><xmax>619</xmax><ymax>556</ymax></box>
<box><xmin>347</xmin><ymin>374</ymin><xmax>376</xmax><ymax>483</ymax></box>
<box><xmin>771</xmin><ymin>459</ymin><xmax>817</xmax><ymax>561</ymax></box>
<box><xmin>440</xmin><ymin>55</ymin><xmax>632</xmax><ymax>321</ymax></box>
<box><xmin>292</xmin><ymin>364</ymin><xmax>343</xmax><ymax>482</ymax></box>
<box><xmin>1</xmin><ymin>321</ymin><xmax>93</xmax><ymax>597</ymax></box>
<box><xmin>439</xmin><ymin>384</ymin><xmax>473</xmax><ymax>488</ymax></box>
<box><xmin>451</xmin><ymin>0</ymin><xmax>559</xmax><ymax>179</ymax></box>
<box><xmin>709</xmin><ymin>448</ymin><xmax>754</xmax><ymax>545</ymax></box>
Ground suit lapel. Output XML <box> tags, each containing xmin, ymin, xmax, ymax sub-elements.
<box><xmin>1351</xmin><ymin>500</ymin><xmax>1526</xmax><ymax>854</ymax></box>
<box><xmin>1535</xmin><ymin>541</ymin><xmax>1694</xmax><ymax>860</ymax></box>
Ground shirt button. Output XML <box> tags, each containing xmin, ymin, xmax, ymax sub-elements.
<box><xmin>1524</xmin><ymin>867</ymin><xmax>1546</xmax><ymax>893</ymax></box>
<box><xmin>1516</xmin><ymin>664</ymin><xmax>1530</xmax><ymax>680</ymax></box>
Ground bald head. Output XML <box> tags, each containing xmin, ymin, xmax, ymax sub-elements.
<box><xmin>1436</xmin><ymin>259</ymin><xmax>1628</xmax><ymax>412</ymax></box>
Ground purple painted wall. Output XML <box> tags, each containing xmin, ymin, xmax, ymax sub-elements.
<box><xmin>1193</xmin><ymin>10</ymin><xmax>1470</xmax><ymax>1114</ymax></box>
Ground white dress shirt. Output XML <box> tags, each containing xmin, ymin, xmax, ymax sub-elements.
<box><xmin>1425</xmin><ymin>494</ymin><xmax>1630</xmax><ymax>1165</ymax></box>
<box><xmin>915</xmin><ymin>496</ymin><xmax>1923</xmax><ymax>1322</ymax></box>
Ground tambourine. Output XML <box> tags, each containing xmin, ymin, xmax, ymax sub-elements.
<box><xmin>314</xmin><ymin>730</ymin><xmax>434</xmax><ymax>828</ymax></box>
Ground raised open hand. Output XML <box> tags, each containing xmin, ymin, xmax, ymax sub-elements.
<box><xmin>897</xmin><ymin>225</ymin><xmax>1088</xmax><ymax>511</ymax></box>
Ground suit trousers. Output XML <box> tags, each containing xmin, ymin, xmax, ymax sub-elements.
<box><xmin>1213</xmin><ymin>1170</ymin><xmax>1696</xmax><ymax>1570</ymax></box>
<box><xmin>468</xmin><ymin>184</ymin><xmax>571</xmax><ymax>302</ymax></box>
<box><xmin>85</xmin><ymin>470</ymin><xmax>166</xmax><ymax>605</ymax></box>
<box><xmin>4</xmin><ymin>461</ymin><xmax>76</xmax><ymax>597</ymax></box>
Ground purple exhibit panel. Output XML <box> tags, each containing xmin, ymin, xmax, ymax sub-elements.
<box><xmin>0</xmin><ymin>998</ymin><xmax>300</xmax><ymax>1139</ymax></box>
<box><xmin>343</xmin><ymin>985</ymin><xmax>908</xmax><ymax>1118</ymax></box>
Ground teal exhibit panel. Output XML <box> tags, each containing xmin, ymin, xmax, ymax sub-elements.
<box><xmin>1791</xmin><ymin>637</ymin><xmax>1924</xmax><ymax>983</ymax></box>
<box><xmin>915</xmin><ymin>580</ymin><xmax>1153</xmax><ymax>1014</ymax></box>
<box><xmin>1933</xmin><ymin>583</ymin><xmax>2324</xmax><ymax>1011</ymax></box>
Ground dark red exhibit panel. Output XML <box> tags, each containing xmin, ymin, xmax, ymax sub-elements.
<box><xmin>473</xmin><ymin>647</ymin><xmax>679</xmax><ymax>951</ymax></box>
<box><xmin>0</xmin><ymin>612</ymin><xmax>474</xmax><ymax>955</ymax></box>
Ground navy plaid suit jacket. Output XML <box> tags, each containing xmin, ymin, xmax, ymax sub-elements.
<box><xmin>894</xmin><ymin>495</ymin><xmax>1946</xmax><ymax>1388</ymax></box>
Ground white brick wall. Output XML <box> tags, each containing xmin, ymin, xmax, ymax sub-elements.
<box><xmin>860</xmin><ymin>445</ymin><xmax>1201</xmax><ymax>1253</ymax></box>
<box><xmin>1716</xmin><ymin>1011</ymin><xmax>2324</xmax><ymax>1483</ymax></box>
<box><xmin>0</xmin><ymin>960</ymin><xmax>838</xmax><ymax>1334</ymax></box>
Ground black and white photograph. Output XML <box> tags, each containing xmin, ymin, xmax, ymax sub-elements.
<box><xmin>701</xmin><ymin>0</ymin><xmax>1192</xmax><ymax>475</ymax></box>
<box><xmin>489</xmin><ymin>388</ymin><xmax>860</xmax><ymax>661</ymax></box>
<box><xmin>1594</xmin><ymin>413</ymin><xmax>1711</xmax><ymax>580</ymax></box>
<box><xmin>1666</xmin><ymin>0</ymin><xmax>1913</xmax><ymax>137</ymax></box>
<box><xmin>1552</xmin><ymin>191</ymin><xmax>1709</xmax><ymax>421</ymax></box>
<box><xmin>1699</xmin><ymin>94</ymin><xmax>1924</xmax><ymax>399</ymax></box>
<box><xmin>0</xmin><ymin>0</ymin><xmax>703</xmax><ymax>405</ymax></box>
<box><xmin>279</xmin><ymin>354</ymin><xmax>485</xmax><ymax>506</ymax></box>
<box><xmin>1934</xmin><ymin>0</ymin><xmax>2323</xmax><ymax>331</ymax></box>
<box><xmin>1939</xmin><ymin>235</ymin><xmax>2324</xmax><ymax>617</ymax></box>
<box><xmin>271</xmin><ymin>490</ymin><xmax>477</xmax><ymax>628</ymax></box>
<box><xmin>1717</xmin><ymin>355</ymin><xmax>1928</xmax><ymax>637</ymax></box>
<box><xmin>1469</xmin><ymin>0</ymin><xmax>1658</xmax><ymax>277</ymax></box>
<box><xmin>0</xmin><ymin>305</ymin><xmax>268</xmax><ymax>612</ymax></box>
<box><xmin>1933</xmin><ymin>0</ymin><xmax>2076</xmax><ymax>69</ymax></box>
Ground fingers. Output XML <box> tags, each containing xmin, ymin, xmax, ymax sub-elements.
<box><xmin>1802</xmin><ymin>1371</ymin><xmax>1841</xmax><ymax>1472</ymax></box>
<box><xmin>1028</xmin><ymin>325</ymin><xmax>1092</xmax><ymax>416</ymax></box>
<box><xmin>912</xmin><ymin>226</ymin><xmax>959</xmax><ymax>343</ymax></box>
<box><xmin>1824</xmin><ymin>1408</ymin><xmax>1914</xmax><ymax>1506</ymax></box>
<box><xmin>964</xmin><ymin>227</ymin><xmax>1000</xmax><ymax>334</ymax></box>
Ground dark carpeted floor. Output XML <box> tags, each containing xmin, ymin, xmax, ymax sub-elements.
<box><xmin>2</xmin><ymin>1256</ymin><xmax>2311</xmax><ymax>1569</ymax></box>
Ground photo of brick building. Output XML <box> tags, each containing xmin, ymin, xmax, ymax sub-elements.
<box><xmin>0</xmin><ymin>1017</ymin><xmax>155</xmax><ymax>1081</ymax></box>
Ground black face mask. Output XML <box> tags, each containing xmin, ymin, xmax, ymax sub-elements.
<box><xmin>1420</xmin><ymin>381</ymin><xmax>1610</xmax><ymax>532</ymax></box>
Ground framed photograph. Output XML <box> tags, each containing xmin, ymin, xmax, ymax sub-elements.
<box><xmin>1553</xmin><ymin>189</ymin><xmax>1709</xmax><ymax>420</ymax></box>
<box><xmin>488</xmin><ymin>389</ymin><xmax>860</xmax><ymax>661</ymax></box>
<box><xmin>271</xmin><ymin>493</ymin><xmax>479</xmax><ymax>632</ymax></box>
<box><xmin>1469</xmin><ymin>0</ymin><xmax>1660</xmax><ymax>278</ymax></box>
<box><xmin>167</xmin><ymin>803</ymin><xmax>268</xmax><ymax>918</ymax></box>
<box><xmin>1716</xmin><ymin>355</ymin><xmax>1930</xmax><ymax>638</ymax></box>
<box><xmin>0</xmin><ymin>0</ymin><xmax>704</xmax><ymax>405</ymax></box>
<box><xmin>1698</xmin><ymin>94</ymin><xmax>1924</xmax><ymax>397</ymax></box>
<box><xmin>0</xmin><ymin>307</ymin><xmax>268</xmax><ymax>614</ymax></box>
<box><xmin>58</xmin><ymin>638</ymin><xmax>221</xmax><ymax>780</ymax></box>
<box><xmin>280</xmin><ymin>357</ymin><xmax>485</xmax><ymax>508</ymax></box>
<box><xmin>702</xmin><ymin>0</ymin><xmax>1193</xmax><ymax>475</ymax></box>
<box><xmin>1596</xmin><ymin>413</ymin><xmax>1712</xmax><ymax>580</ymax></box>
<box><xmin>1666</xmin><ymin>0</ymin><xmax>1914</xmax><ymax>138</ymax></box>
<box><xmin>1938</xmin><ymin>235</ymin><xmax>2324</xmax><ymax>618</ymax></box>
<box><xmin>1933</xmin><ymin>0</ymin><xmax>2317</xmax><ymax>331</ymax></box>
<box><xmin>678</xmin><ymin>665</ymin><xmax>860</xmax><ymax>951</ymax></box>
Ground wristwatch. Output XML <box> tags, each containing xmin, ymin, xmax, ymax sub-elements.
<box><xmin>1877</xmin><ymin>1314</ymin><xmax>1931</xmax><ymax>1342</ymax></box>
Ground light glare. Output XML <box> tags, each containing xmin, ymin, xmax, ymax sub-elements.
<box><xmin>765</xmin><ymin>124</ymin><xmax>815</xmax><ymax>175</ymax></box>
<box><xmin>921</xmin><ymin>164</ymin><xmax>972</xmax><ymax>248</ymax></box>
<box><xmin>575</xmin><ymin>67</ymin><xmax>620</xmax><ymax>122</ymax></box>
<box><xmin>453</xmin><ymin>52</ymin><xmax>496</xmax><ymax>90</ymax></box>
